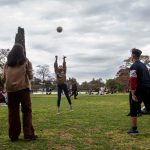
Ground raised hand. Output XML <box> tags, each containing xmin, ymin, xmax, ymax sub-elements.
<box><xmin>63</xmin><ymin>56</ymin><xmax>66</xmax><ymax>59</ymax></box>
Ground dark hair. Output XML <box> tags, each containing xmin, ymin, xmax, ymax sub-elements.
<box><xmin>7</xmin><ymin>44</ymin><xmax>26</xmax><ymax>67</ymax></box>
<box><xmin>131</xmin><ymin>48</ymin><xmax>142</xmax><ymax>57</ymax></box>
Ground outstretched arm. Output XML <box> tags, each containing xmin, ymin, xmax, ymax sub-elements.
<box><xmin>63</xmin><ymin>56</ymin><xmax>66</xmax><ymax>73</ymax></box>
<box><xmin>54</xmin><ymin>56</ymin><xmax>58</xmax><ymax>73</ymax></box>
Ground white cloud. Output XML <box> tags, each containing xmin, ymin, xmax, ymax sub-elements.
<box><xmin>0</xmin><ymin>0</ymin><xmax>150</xmax><ymax>83</ymax></box>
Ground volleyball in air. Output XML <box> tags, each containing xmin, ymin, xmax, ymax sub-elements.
<box><xmin>56</xmin><ymin>26</ymin><xmax>63</xmax><ymax>33</ymax></box>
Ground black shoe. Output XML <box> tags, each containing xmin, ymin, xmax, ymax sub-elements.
<box><xmin>11</xmin><ymin>137</ymin><xmax>18</xmax><ymax>142</ymax></box>
<box><xmin>24</xmin><ymin>135</ymin><xmax>38</xmax><ymax>141</ymax></box>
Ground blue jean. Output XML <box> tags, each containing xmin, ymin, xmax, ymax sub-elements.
<box><xmin>57</xmin><ymin>83</ymin><xmax>71</xmax><ymax>107</ymax></box>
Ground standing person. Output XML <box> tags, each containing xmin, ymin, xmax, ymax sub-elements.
<box><xmin>3</xmin><ymin>44</ymin><xmax>37</xmax><ymax>141</ymax></box>
<box><xmin>70</xmin><ymin>81</ymin><xmax>78</xmax><ymax>99</ymax></box>
<box><xmin>54</xmin><ymin>56</ymin><xmax>73</xmax><ymax>114</ymax></box>
<box><xmin>128</xmin><ymin>48</ymin><xmax>150</xmax><ymax>134</ymax></box>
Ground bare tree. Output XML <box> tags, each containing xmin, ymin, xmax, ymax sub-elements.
<box><xmin>0</xmin><ymin>48</ymin><xmax>10</xmax><ymax>75</ymax></box>
<box><xmin>116</xmin><ymin>55</ymin><xmax>150</xmax><ymax>92</ymax></box>
<box><xmin>36</xmin><ymin>65</ymin><xmax>51</xmax><ymax>93</ymax></box>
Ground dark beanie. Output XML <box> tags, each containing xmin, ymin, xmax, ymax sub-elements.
<box><xmin>131</xmin><ymin>48</ymin><xmax>142</xmax><ymax>57</ymax></box>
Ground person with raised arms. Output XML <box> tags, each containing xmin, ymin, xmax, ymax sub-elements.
<box><xmin>54</xmin><ymin>56</ymin><xmax>73</xmax><ymax>114</ymax></box>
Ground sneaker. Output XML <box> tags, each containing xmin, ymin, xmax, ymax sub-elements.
<box><xmin>127</xmin><ymin>129</ymin><xmax>139</xmax><ymax>135</ymax></box>
<box><xmin>70</xmin><ymin>105</ymin><xmax>74</xmax><ymax>112</ymax></box>
<box><xmin>57</xmin><ymin>111</ymin><xmax>60</xmax><ymax>115</ymax></box>
<box><xmin>57</xmin><ymin>108</ymin><xmax>60</xmax><ymax>115</ymax></box>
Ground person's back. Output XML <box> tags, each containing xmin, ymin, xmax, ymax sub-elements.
<box><xmin>131</xmin><ymin>60</ymin><xmax>150</xmax><ymax>89</ymax></box>
<box><xmin>128</xmin><ymin>48</ymin><xmax>150</xmax><ymax>135</ymax></box>
<box><xmin>3</xmin><ymin>44</ymin><xmax>37</xmax><ymax>141</ymax></box>
<box><xmin>4</xmin><ymin>59</ymin><xmax>32</xmax><ymax>92</ymax></box>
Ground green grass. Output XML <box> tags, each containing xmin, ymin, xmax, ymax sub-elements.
<box><xmin>0</xmin><ymin>94</ymin><xmax>150</xmax><ymax>150</ymax></box>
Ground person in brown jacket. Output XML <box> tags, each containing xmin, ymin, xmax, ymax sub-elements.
<box><xmin>3</xmin><ymin>44</ymin><xmax>37</xmax><ymax>141</ymax></box>
<box><xmin>54</xmin><ymin>56</ymin><xmax>73</xmax><ymax>114</ymax></box>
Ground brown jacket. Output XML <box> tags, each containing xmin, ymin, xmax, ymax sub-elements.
<box><xmin>3</xmin><ymin>59</ymin><xmax>33</xmax><ymax>92</ymax></box>
<box><xmin>54</xmin><ymin>60</ymin><xmax>66</xmax><ymax>85</ymax></box>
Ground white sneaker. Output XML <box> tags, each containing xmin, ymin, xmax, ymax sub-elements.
<box><xmin>57</xmin><ymin>112</ymin><xmax>60</xmax><ymax>115</ymax></box>
<box><xmin>70</xmin><ymin>105</ymin><xmax>74</xmax><ymax>112</ymax></box>
<box><xmin>57</xmin><ymin>108</ymin><xmax>60</xmax><ymax>115</ymax></box>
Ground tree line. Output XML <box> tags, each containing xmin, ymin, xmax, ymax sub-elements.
<box><xmin>0</xmin><ymin>48</ymin><xmax>150</xmax><ymax>93</ymax></box>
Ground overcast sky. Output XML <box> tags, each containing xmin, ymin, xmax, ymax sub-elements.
<box><xmin>0</xmin><ymin>0</ymin><xmax>150</xmax><ymax>83</ymax></box>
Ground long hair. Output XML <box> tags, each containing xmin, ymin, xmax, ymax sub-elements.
<box><xmin>7</xmin><ymin>44</ymin><xmax>26</xmax><ymax>67</ymax></box>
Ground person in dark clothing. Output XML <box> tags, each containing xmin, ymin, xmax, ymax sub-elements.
<box><xmin>70</xmin><ymin>81</ymin><xmax>78</xmax><ymax>99</ymax></box>
<box><xmin>127</xmin><ymin>92</ymin><xmax>142</xmax><ymax>116</ymax></box>
<box><xmin>2</xmin><ymin>44</ymin><xmax>37</xmax><ymax>141</ymax></box>
<box><xmin>54</xmin><ymin>56</ymin><xmax>73</xmax><ymax>114</ymax></box>
<box><xmin>128</xmin><ymin>48</ymin><xmax>150</xmax><ymax>135</ymax></box>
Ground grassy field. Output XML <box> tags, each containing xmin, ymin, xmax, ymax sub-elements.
<box><xmin>0</xmin><ymin>94</ymin><xmax>150</xmax><ymax>150</ymax></box>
